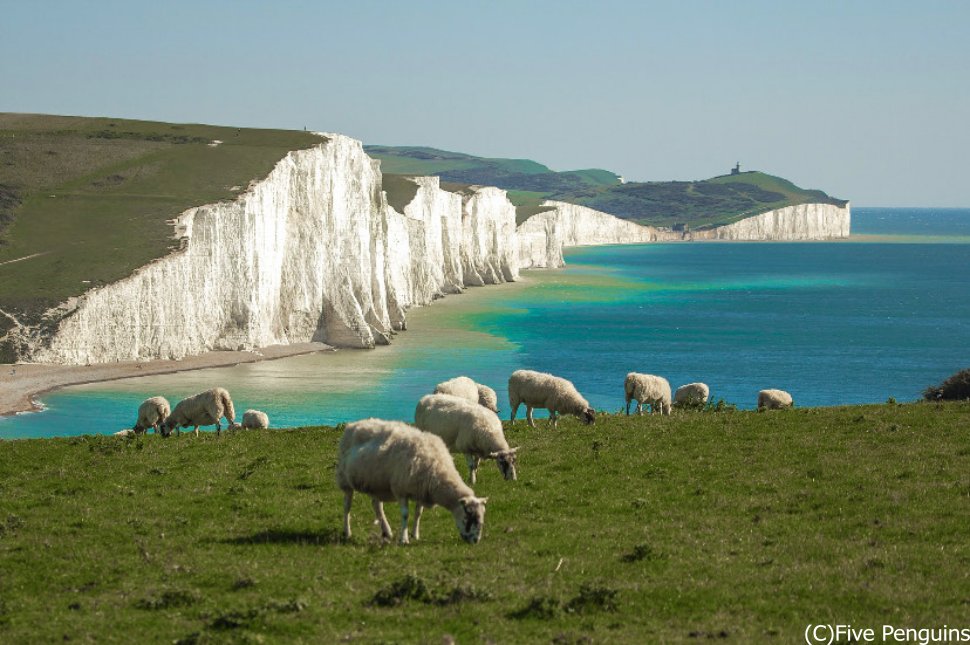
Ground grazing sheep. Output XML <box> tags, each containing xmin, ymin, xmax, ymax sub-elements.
<box><xmin>673</xmin><ymin>382</ymin><xmax>710</xmax><ymax>408</ymax></box>
<box><xmin>161</xmin><ymin>387</ymin><xmax>238</xmax><ymax>437</ymax></box>
<box><xmin>414</xmin><ymin>393</ymin><xmax>518</xmax><ymax>484</ymax></box>
<box><xmin>132</xmin><ymin>396</ymin><xmax>171</xmax><ymax>434</ymax></box>
<box><xmin>624</xmin><ymin>373</ymin><xmax>672</xmax><ymax>416</ymax></box>
<box><xmin>241</xmin><ymin>409</ymin><xmax>270</xmax><ymax>429</ymax></box>
<box><xmin>508</xmin><ymin>369</ymin><xmax>595</xmax><ymax>428</ymax></box>
<box><xmin>476</xmin><ymin>383</ymin><xmax>499</xmax><ymax>413</ymax></box>
<box><xmin>758</xmin><ymin>389</ymin><xmax>794</xmax><ymax>410</ymax></box>
<box><xmin>434</xmin><ymin>376</ymin><xmax>499</xmax><ymax>412</ymax></box>
<box><xmin>336</xmin><ymin>418</ymin><xmax>488</xmax><ymax>545</ymax></box>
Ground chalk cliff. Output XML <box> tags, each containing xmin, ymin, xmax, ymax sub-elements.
<box><xmin>17</xmin><ymin>136</ymin><xmax>531</xmax><ymax>364</ymax></box>
<box><xmin>691</xmin><ymin>202</ymin><xmax>851</xmax><ymax>241</ymax></box>
<box><xmin>8</xmin><ymin>134</ymin><xmax>850</xmax><ymax>365</ymax></box>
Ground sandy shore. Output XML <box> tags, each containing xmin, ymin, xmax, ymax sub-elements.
<box><xmin>0</xmin><ymin>342</ymin><xmax>333</xmax><ymax>417</ymax></box>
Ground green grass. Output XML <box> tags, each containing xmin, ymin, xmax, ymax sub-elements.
<box><xmin>0</xmin><ymin>402</ymin><xmax>967</xmax><ymax>643</ymax></box>
<box><xmin>365</xmin><ymin>145</ymin><xmax>846</xmax><ymax>231</ymax></box>
<box><xmin>0</xmin><ymin>114</ymin><xmax>320</xmax><ymax>332</ymax></box>
<box><xmin>565</xmin><ymin>171</ymin><xmax>848</xmax><ymax>230</ymax></box>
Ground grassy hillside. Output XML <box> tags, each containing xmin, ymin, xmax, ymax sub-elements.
<box><xmin>366</xmin><ymin>146</ymin><xmax>847</xmax><ymax>228</ymax></box>
<box><xmin>567</xmin><ymin>171</ymin><xmax>849</xmax><ymax>229</ymax></box>
<box><xmin>0</xmin><ymin>402</ymin><xmax>966</xmax><ymax>643</ymax></box>
<box><xmin>366</xmin><ymin>145</ymin><xmax>622</xmax><ymax>223</ymax></box>
<box><xmin>0</xmin><ymin>114</ymin><xmax>320</xmax><ymax>339</ymax></box>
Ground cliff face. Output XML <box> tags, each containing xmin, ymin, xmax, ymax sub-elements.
<box><xmin>692</xmin><ymin>203</ymin><xmax>851</xmax><ymax>241</ymax></box>
<box><xmin>8</xmin><ymin>134</ymin><xmax>850</xmax><ymax>365</ymax></box>
<box><xmin>517</xmin><ymin>201</ymin><xmax>678</xmax><ymax>268</ymax></box>
<box><xmin>16</xmin><ymin>136</ymin><xmax>535</xmax><ymax>364</ymax></box>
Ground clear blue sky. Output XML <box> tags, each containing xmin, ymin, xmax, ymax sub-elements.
<box><xmin>3</xmin><ymin>0</ymin><xmax>968</xmax><ymax>206</ymax></box>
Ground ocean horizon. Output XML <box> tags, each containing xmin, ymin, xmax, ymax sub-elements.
<box><xmin>2</xmin><ymin>206</ymin><xmax>968</xmax><ymax>439</ymax></box>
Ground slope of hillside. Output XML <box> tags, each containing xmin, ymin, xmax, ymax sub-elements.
<box><xmin>365</xmin><ymin>145</ymin><xmax>622</xmax><ymax>222</ymax></box>
<box><xmin>365</xmin><ymin>146</ymin><xmax>847</xmax><ymax>228</ymax></box>
<box><xmin>567</xmin><ymin>171</ymin><xmax>849</xmax><ymax>229</ymax></box>
<box><xmin>0</xmin><ymin>114</ymin><xmax>320</xmax><ymax>334</ymax></box>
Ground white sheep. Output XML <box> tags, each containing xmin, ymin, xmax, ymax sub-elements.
<box><xmin>434</xmin><ymin>376</ymin><xmax>499</xmax><ymax>413</ymax></box>
<box><xmin>161</xmin><ymin>387</ymin><xmax>238</xmax><ymax>437</ymax></box>
<box><xmin>241</xmin><ymin>409</ymin><xmax>270</xmax><ymax>429</ymax></box>
<box><xmin>624</xmin><ymin>373</ymin><xmax>672</xmax><ymax>415</ymax></box>
<box><xmin>508</xmin><ymin>369</ymin><xmax>595</xmax><ymax>428</ymax></box>
<box><xmin>336</xmin><ymin>418</ymin><xmax>488</xmax><ymax>545</ymax></box>
<box><xmin>758</xmin><ymin>389</ymin><xmax>794</xmax><ymax>410</ymax></box>
<box><xmin>132</xmin><ymin>396</ymin><xmax>171</xmax><ymax>434</ymax></box>
<box><xmin>476</xmin><ymin>383</ymin><xmax>499</xmax><ymax>413</ymax></box>
<box><xmin>673</xmin><ymin>382</ymin><xmax>710</xmax><ymax>408</ymax></box>
<box><xmin>414</xmin><ymin>393</ymin><xmax>518</xmax><ymax>484</ymax></box>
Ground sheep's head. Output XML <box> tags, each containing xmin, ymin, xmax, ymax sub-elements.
<box><xmin>455</xmin><ymin>496</ymin><xmax>487</xmax><ymax>544</ymax></box>
<box><xmin>490</xmin><ymin>447</ymin><xmax>519</xmax><ymax>481</ymax></box>
<box><xmin>159</xmin><ymin>418</ymin><xmax>178</xmax><ymax>438</ymax></box>
<box><xmin>581</xmin><ymin>407</ymin><xmax>596</xmax><ymax>425</ymax></box>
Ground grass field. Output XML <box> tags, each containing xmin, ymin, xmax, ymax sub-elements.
<box><xmin>0</xmin><ymin>402</ymin><xmax>967</xmax><ymax>643</ymax></box>
<box><xmin>0</xmin><ymin>114</ymin><xmax>319</xmax><ymax>337</ymax></box>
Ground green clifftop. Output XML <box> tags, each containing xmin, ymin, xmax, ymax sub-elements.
<box><xmin>366</xmin><ymin>145</ymin><xmax>847</xmax><ymax>227</ymax></box>
<box><xmin>0</xmin><ymin>114</ymin><xmax>319</xmax><ymax>346</ymax></box>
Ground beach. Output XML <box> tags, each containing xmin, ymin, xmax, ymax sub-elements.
<box><xmin>0</xmin><ymin>342</ymin><xmax>333</xmax><ymax>417</ymax></box>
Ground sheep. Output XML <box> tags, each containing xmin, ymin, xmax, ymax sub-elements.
<box><xmin>624</xmin><ymin>372</ymin><xmax>672</xmax><ymax>416</ymax></box>
<box><xmin>434</xmin><ymin>376</ymin><xmax>499</xmax><ymax>413</ymax></box>
<box><xmin>476</xmin><ymin>383</ymin><xmax>499</xmax><ymax>413</ymax></box>
<box><xmin>241</xmin><ymin>409</ymin><xmax>269</xmax><ymax>429</ymax></box>
<box><xmin>758</xmin><ymin>389</ymin><xmax>794</xmax><ymax>410</ymax></box>
<box><xmin>414</xmin><ymin>393</ymin><xmax>518</xmax><ymax>484</ymax></box>
<box><xmin>673</xmin><ymin>382</ymin><xmax>710</xmax><ymax>408</ymax></box>
<box><xmin>336</xmin><ymin>418</ymin><xmax>488</xmax><ymax>545</ymax></box>
<box><xmin>161</xmin><ymin>387</ymin><xmax>238</xmax><ymax>437</ymax></box>
<box><xmin>508</xmin><ymin>369</ymin><xmax>595</xmax><ymax>428</ymax></box>
<box><xmin>132</xmin><ymin>396</ymin><xmax>171</xmax><ymax>434</ymax></box>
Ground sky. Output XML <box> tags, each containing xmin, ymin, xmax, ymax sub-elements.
<box><xmin>2</xmin><ymin>0</ymin><xmax>968</xmax><ymax>207</ymax></box>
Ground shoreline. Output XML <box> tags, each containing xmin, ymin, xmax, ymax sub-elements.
<box><xmin>0</xmin><ymin>342</ymin><xmax>333</xmax><ymax>418</ymax></box>
<box><xmin>0</xmin><ymin>274</ymin><xmax>540</xmax><ymax>420</ymax></box>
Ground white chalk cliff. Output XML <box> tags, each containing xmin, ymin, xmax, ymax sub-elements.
<box><xmin>690</xmin><ymin>202</ymin><xmax>851</xmax><ymax>241</ymax></box>
<box><xmin>11</xmin><ymin>134</ymin><xmax>850</xmax><ymax>365</ymax></box>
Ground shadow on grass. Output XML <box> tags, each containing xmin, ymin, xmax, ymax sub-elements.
<box><xmin>221</xmin><ymin>527</ymin><xmax>346</xmax><ymax>546</ymax></box>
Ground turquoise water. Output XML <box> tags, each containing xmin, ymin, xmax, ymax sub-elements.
<box><xmin>2</xmin><ymin>207</ymin><xmax>968</xmax><ymax>438</ymax></box>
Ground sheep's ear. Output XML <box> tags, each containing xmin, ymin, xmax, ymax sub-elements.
<box><xmin>508</xmin><ymin>446</ymin><xmax>520</xmax><ymax>454</ymax></box>
<box><xmin>480</xmin><ymin>497</ymin><xmax>488</xmax><ymax>505</ymax></box>
<box><xmin>488</xmin><ymin>451</ymin><xmax>500</xmax><ymax>459</ymax></box>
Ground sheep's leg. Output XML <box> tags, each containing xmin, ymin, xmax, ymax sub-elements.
<box><xmin>398</xmin><ymin>499</ymin><xmax>410</xmax><ymax>545</ymax></box>
<box><xmin>193</xmin><ymin>425</ymin><xmax>200</xmax><ymax>437</ymax></box>
<box><xmin>343</xmin><ymin>490</ymin><xmax>353</xmax><ymax>539</ymax></box>
<box><xmin>636</xmin><ymin>401</ymin><xmax>643</xmax><ymax>416</ymax></box>
<box><xmin>215</xmin><ymin>422</ymin><xmax>221</xmax><ymax>436</ymax></box>
<box><xmin>526</xmin><ymin>406</ymin><xmax>536</xmax><ymax>429</ymax></box>
<box><xmin>550</xmin><ymin>410</ymin><xmax>558</xmax><ymax>428</ymax></box>
<box><xmin>372</xmin><ymin>497</ymin><xmax>392</xmax><ymax>541</ymax></box>
<box><xmin>413</xmin><ymin>504</ymin><xmax>424</xmax><ymax>541</ymax></box>
<box><xmin>625</xmin><ymin>396</ymin><xmax>631</xmax><ymax>415</ymax></box>
<box><xmin>466</xmin><ymin>454</ymin><xmax>479</xmax><ymax>484</ymax></box>
<box><xmin>510</xmin><ymin>401</ymin><xmax>519</xmax><ymax>424</ymax></box>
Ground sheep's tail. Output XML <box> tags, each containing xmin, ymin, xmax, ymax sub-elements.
<box><xmin>221</xmin><ymin>390</ymin><xmax>236</xmax><ymax>424</ymax></box>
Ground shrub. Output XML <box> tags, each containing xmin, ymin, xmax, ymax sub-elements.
<box><xmin>923</xmin><ymin>368</ymin><xmax>970</xmax><ymax>401</ymax></box>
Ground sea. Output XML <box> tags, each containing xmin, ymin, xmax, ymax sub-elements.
<box><xmin>2</xmin><ymin>207</ymin><xmax>968</xmax><ymax>439</ymax></box>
